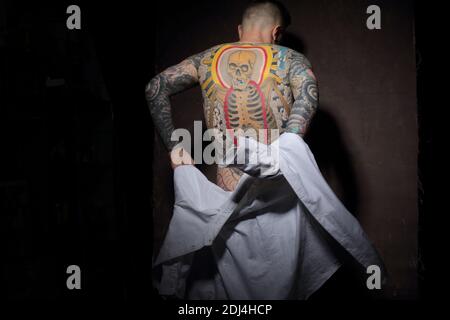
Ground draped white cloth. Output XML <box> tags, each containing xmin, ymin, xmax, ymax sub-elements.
<box><xmin>153</xmin><ymin>133</ymin><xmax>386</xmax><ymax>299</ymax></box>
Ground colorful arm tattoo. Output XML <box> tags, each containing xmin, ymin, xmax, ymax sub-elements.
<box><xmin>145</xmin><ymin>54</ymin><xmax>202</xmax><ymax>150</ymax></box>
<box><xmin>286</xmin><ymin>51</ymin><xmax>318</xmax><ymax>137</ymax></box>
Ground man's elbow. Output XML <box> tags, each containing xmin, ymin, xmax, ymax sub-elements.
<box><xmin>145</xmin><ymin>75</ymin><xmax>161</xmax><ymax>102</ymax></box>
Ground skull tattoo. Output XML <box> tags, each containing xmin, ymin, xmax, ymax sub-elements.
<box><xmin>227</xmin><ymin>50</ymin><xmax>256</xmax><ymax>90</ymax></box>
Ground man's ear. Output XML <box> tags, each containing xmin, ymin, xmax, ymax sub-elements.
<box><xmin>272</xmin><ymin>25</ymin><xmax>283</xmax><ymax>43</ymax></box>
<box><xmin>238</xmin><ymin>24</ymin><xmax>243</xmax><ymax>40</ymax></box>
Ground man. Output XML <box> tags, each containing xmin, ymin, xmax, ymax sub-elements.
<box><xmin>146</xmin><ymin>1</ymin><xmax>316</xmax><ymax>191</ymax></box>
<box><xmin>148</xmin><ymin>1</ymin><xmax>385</xmax><ymax>299</ymax></box>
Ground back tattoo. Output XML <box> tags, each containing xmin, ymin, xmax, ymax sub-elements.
<box><xmin>146</xmin><ymin>42</ymin><xmax>318</xmax><ymax>190</ymax></box>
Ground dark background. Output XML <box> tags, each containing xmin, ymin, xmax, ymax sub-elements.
<box><xmin>0</xmin><ymin>0</ymin><xmax>155</xmax><ymax>299</ymax></box>
<box><xmin>0</xmin><ymin>0</ymin><xmax>430</xmax><ymax>301</ymax></box>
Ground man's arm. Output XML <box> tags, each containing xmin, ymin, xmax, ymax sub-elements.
<box><xmin>145</xmin><ymin>54</ymin><xmax>202</xmax><ymax>150</ymax></box>
<box><xmin>286</xmin><ymin>51</ymin><xmax>318</xmax><ymax>137</ymax></box>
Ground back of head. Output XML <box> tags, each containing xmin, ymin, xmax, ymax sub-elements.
<box><xmin>241</xmin><ymin>0</ymin><xmax>291</xmax><ymax>32</ymax></box>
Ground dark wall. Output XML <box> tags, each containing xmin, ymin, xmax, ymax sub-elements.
<box><xmin>153</xmin><ymin>0</ymin><xmax>418</xmax><ymax>299</ymax></box>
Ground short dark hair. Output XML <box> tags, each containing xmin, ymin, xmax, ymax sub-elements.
<box><xmin>242</xmin><ymin>0</ymin><xmax>291</xmax><ymax>29</ymax></box>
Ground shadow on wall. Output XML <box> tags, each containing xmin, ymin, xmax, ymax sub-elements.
<box><xmin>305</xmin><ymin>108</ymin><xmax>360</xmax><ymax>216</ymax></box>
<box><xmin>281</xmin><ymin>32</ymin><xmax>360</xmax><ymax>217</ymax></box>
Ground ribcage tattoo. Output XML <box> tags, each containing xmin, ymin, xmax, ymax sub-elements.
<box><xmin>224</xmin><ymin>81</ymin><xmax>277</xmax><ymax>132</ymax></box>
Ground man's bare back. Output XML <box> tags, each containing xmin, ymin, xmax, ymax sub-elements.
<box><xmin>145</xmin><ymin>42</ymin><xmax>318</xmax><ymax>191</ymax></box>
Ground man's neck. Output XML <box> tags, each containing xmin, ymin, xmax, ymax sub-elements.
<box><xmin>239</xmin><ymin>33</ymin><xmax>273</xmax><ymax>44</ymax></box>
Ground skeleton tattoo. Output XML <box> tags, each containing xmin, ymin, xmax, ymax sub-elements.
<box><xmin>145</xmin><ymin>43</ymin><xmax>318</xmax><ymax>190</ymax></box>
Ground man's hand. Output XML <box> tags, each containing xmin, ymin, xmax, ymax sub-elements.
<box><xmin>169</xmin><ymin>147</ymin><xmax>195</xmax><ymax>170</ymax></box>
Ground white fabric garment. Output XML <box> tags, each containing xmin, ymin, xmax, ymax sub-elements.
<box><xmin>153</xmin><ymin>133</ymin><xmax>386</xmax><ymax>299</ymax></box>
